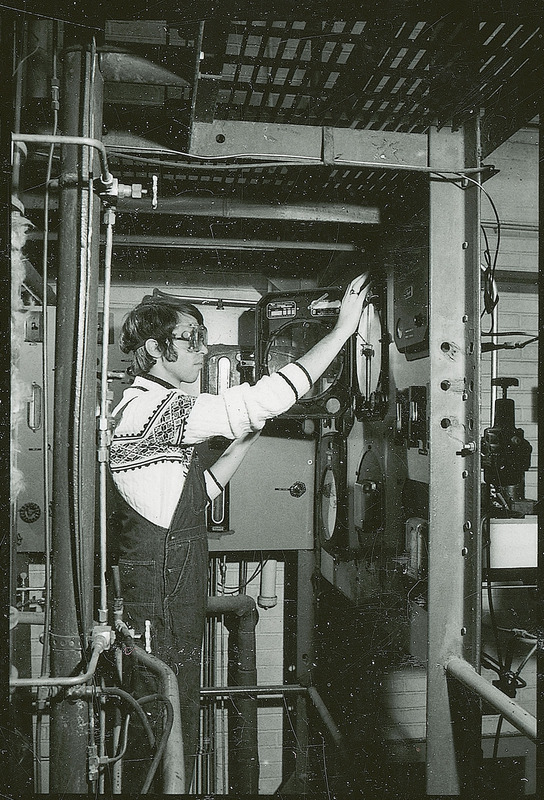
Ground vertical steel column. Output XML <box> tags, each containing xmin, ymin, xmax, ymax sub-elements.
<box><xmin>426</xmin><ymin>123</ymin><xmax>481</xmax><ymax>795</ymax></box>
<box><xmin>49</xmin><ymin>45</ymin><xmax>102</xmax><ymax>793</ymax></box>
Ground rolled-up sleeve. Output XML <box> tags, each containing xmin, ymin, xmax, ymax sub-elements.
<box><xmin>182</xmin><ymin>361</ymin><xmax>312</xmax><ymax>443</ymax></box>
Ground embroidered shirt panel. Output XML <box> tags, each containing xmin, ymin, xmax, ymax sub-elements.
<box><xmin>110</xmin><ymin>390</ymin><xmax>196</xmax><ymax>473</ymax></box>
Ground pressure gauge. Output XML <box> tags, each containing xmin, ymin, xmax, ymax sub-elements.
<box><xmin>265</xmin><ymin>320</ymin><xmax>344</xmax><ymax>402</ymax></box>
<box><xmin>354</xmin><ymin>286</ymin><xmax>387</xmax><ymax>418</ymax></box>
<box><xmin>320</xmin><ymin>464</ymin><xmax>338</xmax><ymax>543</ymax></box>
<box><xmin>316</xmin><ymin>433</ymin><xmax>349</xmax><ymax>556</ymax></box>
<box><xmin>256</xmin><ymin>289</ymin><xmax>352</xmax><ymax>428</ymax></box>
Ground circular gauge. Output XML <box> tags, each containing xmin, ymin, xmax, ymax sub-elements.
<box><xmin>320</xmin><ymin>467</ymin><xmax>338</xmax><ymax>542</ymax></box>
<box><xmin>19</xmin><ymin>502</ymin><xmax>41</xmax><ymax>524</ymax></box>
<box><xmin>356</xmin><ymin>297</ymin><xmax>383</xmax><ymax>401</ymax></box>
<box><xmin>265</xmin><ymin>320</ymin><xmax>343</xmax><ymax>401</ymax></box>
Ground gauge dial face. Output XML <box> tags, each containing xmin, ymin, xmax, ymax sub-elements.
<box><xmin>266</xmin><ymin>320</ymin><xmax>343</xmax><ymax>400</ymax></box>
<box><xmin>19</xmin><ymin>502</ymin><xmax>41</xmax><ymax>524</ymax></box>
<box><xmin>356</xmin><ymin>301</ymin><xmax>382</xmax><ymax>400</ymax></box>
<box><xmin>320</xmin><ymin>468</ymin><xmax>338</xmax><ymax>541</ymax></box>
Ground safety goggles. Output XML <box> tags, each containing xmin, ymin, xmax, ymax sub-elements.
<box><xmin>171</xmin><ymin>325</ymin><xmax>208</xmax><ymax>352</ymax></box>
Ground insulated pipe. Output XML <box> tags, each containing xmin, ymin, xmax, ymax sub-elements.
<box><xmin>445</xmin><ymin>656</ymin><xmax>537</xmax><ymax>742</ymax></box>
<box><xmin>207</xmin><ymin>595</ymin><xmax>260</xmax><ymax>795</ymax></box>
<box><xmin>48</xmin><ymin>45</ymin><xmax>103</xmax><ymax>794</ymax></box>
<box><xmin>307</xmin><ymin>686</ymin><xmax>347</xmax><ymax>759</ymax></box>
<box><xmin>130</xmin><ymin>644</ymin><xmax>185</xmax><ymax>795</ymax></box>
<box><xmin>112</xmin><ymin>196</ymin><xmax>380</xmax><ymax>225</ymax></box>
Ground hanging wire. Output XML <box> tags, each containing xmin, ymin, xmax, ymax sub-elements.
<box><xmin>492</xmin><ymin>642</ymin><xmax>537</xmax><ymax>760</ymax></box>
<box><xmin>433</xmin><ymin>170</ymin><xmax>502</xmax><ymax>330</ymax></box>
<box><xmin>216</xmin><ymin>558</ymin><xmax>268</xmax><ymax>594</ymax></box>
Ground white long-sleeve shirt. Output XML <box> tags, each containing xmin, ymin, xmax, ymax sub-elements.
<box><xmin>109</xmin><ymin>362</ymin><xmax>312</xmax><ymax>527</ymax></box>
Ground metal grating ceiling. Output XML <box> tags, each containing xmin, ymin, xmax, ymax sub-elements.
<box><xmin>193</xmin><ymin>19</ymin><xmax>542</xmax><ymax>134</ymax></box>
<box><xmin>99</xmin><ymin>15</ymin><xmax>543</xmax><ymax>204</ymax></box>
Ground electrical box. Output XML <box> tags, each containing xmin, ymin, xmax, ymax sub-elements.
<box><xmin>208</xmin><ymin>436</ymin><xmax>315</xmax><ymax>552</ymax></box>
<box><xmin>13</xmin><ymin>309</ymin><xmax>55</xmax><ymax>553</ymax></box>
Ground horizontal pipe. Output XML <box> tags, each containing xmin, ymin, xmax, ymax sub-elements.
<box><xmin>200</xmin><ymin>683</ymin><xmax>305</xmax><ymax>697</ymax></box>
<box><xmin>21</xmin><ymin>191</ymin><xmax>379</xmax><ymax>226</ymax></box>
<box><xmin>10</xmin><ymin>643</ymin><xmax>102</xmax><ymax>688</ymax></box>
<box><xmin>115</xmin><ymin>196</ymin><xmax>380</xmax><ymax>224</ymax></box>
<box><xmin>26</xmin><ymin>229</ymin><xmax>358</xmax><ymax>252</ymax></box>
<box><xmin>445</xmin><ymin>656</ymin><xmax>537</xmax><ymax>743</ymax></box>
<box><xmin>105</xmin><ymin>235</ymin><xmax>358</xmax><ymax>251</ymax></box>
<box><xmin>12</xmin><ymin>133</ymin><xmax>112</xmax><ymax>185</ymax></box>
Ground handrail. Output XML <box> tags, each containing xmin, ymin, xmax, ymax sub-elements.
<box><xmin>445</xmin><ymin>656</ymin><xmax>537</xmax><ymax>743</ymax></box>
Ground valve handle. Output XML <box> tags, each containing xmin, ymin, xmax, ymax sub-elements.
<box><xmin>492</xmin><ymin>376</ymin><xmax>519</xmax><ymax>391</ymax></box>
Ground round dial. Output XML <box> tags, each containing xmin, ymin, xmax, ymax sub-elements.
<box><xmin>19</xmin><ymin>502</ymin><xmax>41</xmax><ymax>524</ymax></box>
<box><xmin>320</xmin><ymin>468</ymin><xmax>338</xmax><ymax>541</ymax></box>
<box><xmin>356</xmin><ymin>299</ymin><xmax>383</xmax><ymax>401</ymax></box>
<box><xmin>265</xmin><ymin>320</ymin><xmax>343</xmax><ymax>401</ymax></box>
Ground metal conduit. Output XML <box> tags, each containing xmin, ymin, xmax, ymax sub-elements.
<box><xmin>12</xmin><ymin>132</ymin><xmax>112</xmax><ymax>185</ymax></box>
<box><xmin>10</xmin><ymin>643</ymin><xmax>103</xmax><ymax>688</ymax></box>
<box><xmin>445</xmin><ymin>656</ymin><xmax>537</xmax><ymax>743</ymax></box>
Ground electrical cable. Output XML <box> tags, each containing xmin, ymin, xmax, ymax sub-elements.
<box><xmin>434</xmin><ymin>171</ymin><xmax>502</xmax><ymax>329</ymax></box>
<box><xmin>482</xmin><ymin>336</ymin><xmax>538</xmax><ymax>352</ymax></box>
<box><xmin>39</xmin><ymin>18</ymin><xmax>58</xmax><ymax>681</ymax></box>
<box><xmin>97</xmin><ymin>687</ymin><xmax>155</xmax><ymax>749</ymax></box>
<box><xmin>34</xmin><ymin>20</ymin><xmax>58</xmax><ymax>794</ymax></box>
<box><xmin>492</xmin><ymin>643</ymin><xmax>537</xmax><ymax>760</ymax></box>
<box><xmin>137</xmin><ymin>694</ymin><xmax>175</xmax><ymax>795</ymax></box>
<box><xmin>217</xmin><ymin>559</ymin><xmax>267</xmax><ymax>594</ymax></box>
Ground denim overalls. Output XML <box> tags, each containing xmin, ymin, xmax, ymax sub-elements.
<box><xmin>115</xmin><ymin>445</ymin><xmax>209</xmax><ymax>788</ymax></box>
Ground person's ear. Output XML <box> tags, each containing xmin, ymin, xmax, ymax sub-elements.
<box><xmin>144</xmin><ymin>338</ymin><xmax>162</xmax><ymax>358</ymax></box>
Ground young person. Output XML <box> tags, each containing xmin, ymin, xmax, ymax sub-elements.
<box><xmin>109</xmin><ymin>275</ymin><xmax>369</xmax><ymax>788</ymax></box>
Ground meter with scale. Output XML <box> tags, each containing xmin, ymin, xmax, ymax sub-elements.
<box><xmin>255</xmin><ymin>289</ymin><xmax>352</xmax><ymax>427</ymax></box>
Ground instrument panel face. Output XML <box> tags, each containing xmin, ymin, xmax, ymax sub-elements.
<box><xmin>256</xmin><ymin>289</ymin><xmax>351</xmax><ymax>427</ymax></box>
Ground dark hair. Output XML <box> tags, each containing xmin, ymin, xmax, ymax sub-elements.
<box><xmin>120</xmin><ymin>298</ymin><xmax>204</xmax><ymax>377</ymax></box>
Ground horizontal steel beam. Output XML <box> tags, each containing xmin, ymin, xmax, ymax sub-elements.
<box><xmin>446</xmin><ymin>656</ymin><xmax>537</xmax><ymax>743</ymax></box>
<box><xmin>27</xmin><ymin>230</ymin><xmax>358</xmax><ymax>251</ymax></box>
<box><xmin>190</xmin><ymin>120</ymin><xmax>429</xmax><ymax>169</ymax></box>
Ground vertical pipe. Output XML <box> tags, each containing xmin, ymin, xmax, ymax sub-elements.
<box><xmin>207</xmin><ymin>595</ymin><xmax>260</xmax><ymax>794</ymax></box>
<box><xmin>537</xmin><ymin>108</ymin><xmax>544</xmax><ymax>799</ymax></box>
<box><xmin>130</xmin><ymin>645</ymin><xmax>185</xmax><ymax>794</ymax></box>
<box><xmin>49</xmin><ymin>44</ymin><xmax>102</xmax><ymax>793</ymax></box>
<box><xmin>98</xmin><ymin>209</ymin><xmax>115</xmax><ymax>623</ymax></box>
<box><xmin>294</xmin><ymin>550</ymin><xmax>316</xmax><ymax>790</ymax></box>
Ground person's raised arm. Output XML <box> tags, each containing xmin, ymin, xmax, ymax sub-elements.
<box><xmin>184</xmin><ymin>274</ymin><xmax>371</xmax><ymax>443</ymax></box>
<box><xmin>295</xmin><ymin>273</ymin><xmax>370</xmax><ymax>383</ymax></box>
